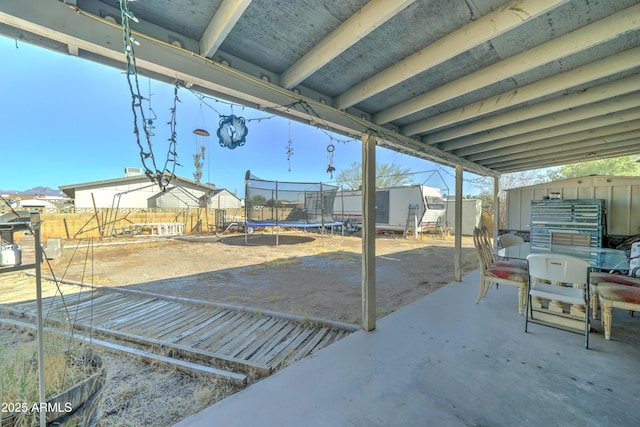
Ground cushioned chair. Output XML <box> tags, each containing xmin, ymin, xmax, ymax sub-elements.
<box><xmin>589</xmin><ymin>241</ymin><xmax>640</xmax><ymax>318</ymax></box>
<box><xmin>597</xmin><ymin>282</ymin><xmax>640</xmax><ymax>340</ymax></box>
<box><xmin>473</xmin><ymin>227</ymin><xmax>528</xmax><ymax>314</ymax></box>
<box><xmin>525</xmin><ymin>253</ymin><xmax>591</xmax><ymax>348</ymax></box>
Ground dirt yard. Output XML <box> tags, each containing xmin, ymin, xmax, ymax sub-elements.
<box><xmin>52</xmin><ymin>231</ymin><xmax>478</xmax><ymax>324</ymax></box>
<box><xmin>31</xmin><ymin>231</ymin><xmax>478</xmax><ymax>426</ymax></box>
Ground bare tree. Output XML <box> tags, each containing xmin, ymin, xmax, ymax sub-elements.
<box><xmin>335</xmin><ymin>161</ymin><xmax>413</xmax><ymax>189</ymax></box>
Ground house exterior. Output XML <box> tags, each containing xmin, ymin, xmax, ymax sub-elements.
<box><xmin>59</xmin><ymin>171</ymin><xmax>241</xmax><ymax>210</ymax></box>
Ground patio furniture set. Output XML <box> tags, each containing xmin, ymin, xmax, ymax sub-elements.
<box><xmin>473</xmin><ymin>225</ymin><xmax>640</xmax><ymax>348</ymax></box>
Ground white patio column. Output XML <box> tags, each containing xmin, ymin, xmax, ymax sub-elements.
<box><xmin>454</xmin><ymin>165</ymin><xmax>463</xmax><ymax>282</ymax></box>
<box><xmin>361</xmin><ymin>133</ymin><xmax>376</xmax><ymax>331</ymax></box>
<box><xmin>494</xmin><ymin>176</ymin><xmax>500</xmax><ymax>245</ymax></box>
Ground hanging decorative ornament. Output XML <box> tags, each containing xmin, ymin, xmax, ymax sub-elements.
<box><xmin>192</xmin><ymin>130</ymin><xmax>208</xmax><ymax>184</ymax></box>
<box><xmin>217</xmin><ymin>114</ymin><xmax>248</xmax><ymax>150</ymax></box>
<box><xmin>192</xmin><ymin>105</ymin><xmax>210</xmax><ymax>185</ymax></box>
<box><xmin>193</xmin><ymin>128</ymin><xmax>210</xmax><ymax>136</ymax></box>
<box><xmin>326</xmin><ymin>143</ymin><xmax>336</xmax><ymax>178</ymax></box>
<box><xmin>286</xmin><ymin>120</ymin><xmax>294</xmax><ymax>172</ymax></box>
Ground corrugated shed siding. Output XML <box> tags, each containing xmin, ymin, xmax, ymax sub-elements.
<box><xmin>210</xmin><ymin>192</ymin><xmax>242</xmax><ymax>209</ymax></box>
<box><xmin>506</xmin><ymin>176</ymin><xmax>640</xmax><ymax>236</ymax></box>
<box><xmin>156</xmin><ymin>188</ymin><xmax>204</xmax><ymax>208</ymax></box>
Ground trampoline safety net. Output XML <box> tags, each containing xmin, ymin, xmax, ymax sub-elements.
<box><xmin>245</xmin><ymin>170</ymin><xmax>341</xmax><ymax>228</ymax></box>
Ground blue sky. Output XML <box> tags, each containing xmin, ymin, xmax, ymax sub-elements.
<box><xmin>0</xmin><ymin>35</ymin><xmax>487</xmax><ymax>197</ymax></box>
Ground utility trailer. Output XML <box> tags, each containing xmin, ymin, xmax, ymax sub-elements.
<box><xmin>333</xmin><ymin>185</ymin><xmax>446</xmax><ymax>233</ymax></box>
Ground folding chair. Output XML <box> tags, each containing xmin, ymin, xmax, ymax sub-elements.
<box><xmin>525</xmin><ymin>254</ymin><xmax>591</xmax><ymax>348</ymax></box>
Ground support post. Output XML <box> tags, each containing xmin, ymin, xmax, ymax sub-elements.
<box><xmin>361</xmin><ymin>133</ymin><xmax>376</xmax><ymax>331</ymax></box>
<box><xmin>454</xmin><ymin>166</ymin><xmax>463</xmax><ymax>282</ymax></box>
<box><xmin>493</xmin><ymin>176</ymin><xmax>500</xmax><ymax>245</ymax></box>
<box><xmin>31</xmin><ymin>212</ymin><xmax>46</xmax><ymax>427</ymax></box>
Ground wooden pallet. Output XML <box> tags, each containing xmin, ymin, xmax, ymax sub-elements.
<box><xmin>0</xmin><ymin>273</ymin><xmax>356</xmax><ymax>376</ymax></box>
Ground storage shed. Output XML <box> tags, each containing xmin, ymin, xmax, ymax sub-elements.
<box><xmin>60</xmin><ymin>174</ymin><xmax>241</xmax><ymax>210</ymax></box>
<box><xmin>505</xmin><ymin>175</ymin><xmax>640</xmax><ymax>238</ymax></box>
<box><xmin>445</xmin><ymin>199</ymin><xmax>482</xmax><ymax>236</ymax></box>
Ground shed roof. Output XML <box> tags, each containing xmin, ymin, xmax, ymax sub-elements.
<box><xmin>59</xmin><ymin>174</ymin><xmax>216</xmax><ymax>199</ymax></box>
<box><xmin>1</xmin><ymin>0</ymin><xmax>639</xmax><ymax>176</ymax></box>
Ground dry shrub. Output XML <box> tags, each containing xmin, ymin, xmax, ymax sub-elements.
<box><xmin>0</xmin><ymin>326</ymin><xmax>100</xmax><ymax>427</ymax></box>
<box><xmin>95</xmin><ymin>354</ymin><xmax>239</xmax><ymax>427</ymax></box>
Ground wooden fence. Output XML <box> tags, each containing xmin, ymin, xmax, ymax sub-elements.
<box><xmin>4</xmin><ymin>207</ymin><xmax>245</xmax><ymax>241</ymax></box>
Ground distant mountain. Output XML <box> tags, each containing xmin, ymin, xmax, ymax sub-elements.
<box><xmin>0</xmin><ymin>186</ymin><xmax>66</xmax><ymax>197</ymax></box>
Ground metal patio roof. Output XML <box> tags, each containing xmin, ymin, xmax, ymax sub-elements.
<box><xmin>1</xmin><ymin>0</ymin><xmax>639</xmax><ymax>177</ymax></box>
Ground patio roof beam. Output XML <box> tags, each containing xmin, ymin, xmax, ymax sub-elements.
<box><xmin>280</xmin><ymin>0</ymin><xmax>415</xmax><ymax>89</ymax></box>
<box><xmin>438</xmin><ymin>92</ymin><xmax>640</xmax><ymax>152</ymax></box>
<box><xmin>373</xmin><ymin>3</ymin><xmax>640</xmax><ymax>125</ymax></box>
<box><xmin>453</xmin><ymin>109</ymin><xmax>640</xmax><ymax>158</ymax></box>
<box><xmin>492</xmin><ymin>141</ymin><xmax>640</xmax><ymax>172</ymax></box>
<box><xmin>199</xmin><ymin>0</ymin><xmax>252</xmax><ymax>58</ymax></box>
<box><xmin>335</xmin><ymin>0</ymin><xmax>567</xmax><ymax>110</ymax></box>
<box><xmin>479</xmin><ymin>129</ymin><xmax>640</xmax><ymax>167</ymax></box>
<box><xmin>411</xmin><ymin>50</ymin><xmax>640</xmax><ymax>141</ymax></box>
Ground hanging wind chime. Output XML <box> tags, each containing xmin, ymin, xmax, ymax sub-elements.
<box><xmin>286</xmin><ymin>120</ymin><xmax>294</xmax><ymax>172</ymax></box>
<box><xmin>192</xmin><ymin>104</ymin><xmax>210</xmax><ymax>185</ymax></box>
<box><xmin>326</xmin><ymin>143</ymin><xmax>336</xmax><ymax>178</ymax></box>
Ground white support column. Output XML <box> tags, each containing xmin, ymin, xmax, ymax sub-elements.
<box><xmin>362</xmin><ymin>133</ymin><xmax>376</xmax><ymax>331</ymax></box>
<box><xmin>454</xmin><ymin>166</ymin><xmax>463</xmax><ymax>282</ymax></box>
<box><xmin>494</xmin><ymin>176</ymin><xmax>500</xmax><ymax>245</ymax></box>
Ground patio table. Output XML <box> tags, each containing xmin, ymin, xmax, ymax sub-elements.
<box><xmin>498</xmin><ymin>243</ymin><xmax>629</xmax><ymax>272</ymax></box>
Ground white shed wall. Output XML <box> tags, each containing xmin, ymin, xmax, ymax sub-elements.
<box><xmin>505</xmin><ymin>176</ymin><xmax>640</xmax><ymax>236</ymax></box>
<box><xmin>209</xmin><ymin>191</ymin><xmax>242</xmax><ymax>209</ymax></box>
<box><xmin>155</xmin><ymin>187</ymin><xmax>205</xmax><ymax>209</ymax></box>
<box><xmin>445</xmin><ymin>199</ymin><xmax>482</xmax><ymax>236</ymax></box>
<box><xmin>73</xmin><ymin>180</ymin><xmax>161</xmax><ymax>209</ymax></box>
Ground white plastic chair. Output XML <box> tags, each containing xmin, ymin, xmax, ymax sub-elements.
<box><xmin>525</xmin><ymin>254</ymin><xmax>591</xmax><ymax>348</ymax></box>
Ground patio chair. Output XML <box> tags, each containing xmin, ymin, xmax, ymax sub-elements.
<box><xmin>525</xmin><ymin>254</ymin><xmax>591</xmax><ymax>348</ymax></box>
<box><xmin>597</xmin><ymin>282</ymin><xmax>640</xmax><ymax>340</ymax></box>
<box><xmin>473</xmin><ymin>227</ymin><xmax>528</xmax><ymax>314</ymax></box>
<box><xmin>589</xmin><ymin>241</ymin><xmax>640</xmax><ymax>318</ymax></box>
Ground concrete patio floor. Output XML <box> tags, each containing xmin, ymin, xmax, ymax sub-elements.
<box><xmin>176</xmin><ymin>270</ymin><xmax>640</xmax><ymax>427</ymax></box>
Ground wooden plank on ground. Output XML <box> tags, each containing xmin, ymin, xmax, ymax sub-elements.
<box><xmin>264</xmin><ymin>327</ymin><xmax>316</xmax><ymax>368</ymax></box>
<box><xmin>216</xmin><ymin>317</ymin><xmax>271</xmax><ymax>356</ymax></box>
<box><xmin>154</xmin><ymin>308</ymin><xmax>213</xmax><ymax>339</ymax></box>
<box><xmin>114</xmin><ymin>300</ymin><xmax>181</xmax><ymax>331</ymax></box>
<box><xmin>208</xmin><ymin>314</ymin><xmax>262</xmax><ymax>350</ymax></box>
<box><xmin>292</xmin><ymin>327</ymin><xmax>330</xmax><ymax>361</ymax></box>
<box><xmin>168</xmin><ymin>309</ymin><xmax>228</xmax><ymax>344</ymax></box>
<box><xmin>196</xmin><ymin>312</ymin><xmax>252</xmax><ymax>349</ymax></box>
<box><xmin>238</xmin><ymin>320</ymin><xmax>297</xmax><ymax>361</ymax></box>
<box><xmin>157</xmin><ymin>310</ymin><xmax>225</xmax><ymax>340</ymax></box>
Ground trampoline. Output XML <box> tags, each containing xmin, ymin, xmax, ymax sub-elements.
<box><xmin>244</xmin><ymin>170</ymin><xmax>342</xmax><ymax>245</ymax></box>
